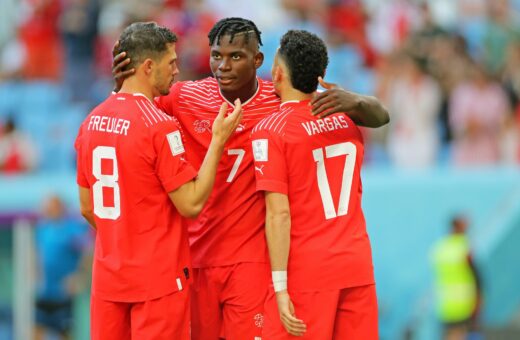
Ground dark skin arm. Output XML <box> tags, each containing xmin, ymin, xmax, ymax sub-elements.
<box><xmin>112</xmin><ymin>41</ymin><xmax>134</xmax><ymax>92</ymax></box>
<box><xmin>311</xmin><ymin>77</ymin><xmax>390</xmax><ymax>128</ymax></box>
<box><xmin>112</xmin><ymin>44</ymin><xmax>390</xmax><ymax>128</ymax></box>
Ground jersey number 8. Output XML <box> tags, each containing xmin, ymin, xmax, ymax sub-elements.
<box><xmin>92</xmin><ymin>146</ymin><xmax>121</xmax><ymax>219</ymax></box>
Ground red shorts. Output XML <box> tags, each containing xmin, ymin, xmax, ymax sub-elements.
<box><xmin>263</xmin><ymin>284</ymin><xmax>378</xmax><ymax>340</ymax></box>
<box><xmin>190</xmin><ymin>262</ymin><xmax>269</xmax><ymax>340</ymax></box>
<box><xmin>90</xmin><ymin>287</ymin><xmax>190</xmax><ymax>340</ymax></box>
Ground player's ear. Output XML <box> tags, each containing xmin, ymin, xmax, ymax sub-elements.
<box><xmin>273</xmin><ymin>65</ymin><xmax>282</xmax><ymax>83</ymax></box>
<box><xmin>254</xmin><ymin>51</ymin><xmax>264</xmax><ymax>69</ymax></box>
<box><xmin>143</xmin><ymin>59</ymin><xmax>153</xmax><ymax>75</ymax></box>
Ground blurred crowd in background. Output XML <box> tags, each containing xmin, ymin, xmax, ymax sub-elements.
<box><xmin>1</xmin><ymin>0</ymin><xmax>520</xmax><ymax>173</ymax></box>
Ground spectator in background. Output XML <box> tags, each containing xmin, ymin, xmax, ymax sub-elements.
<box><xmin>431</xmin><ymin>215</ymin><xmax>482</xmax><ymax>340</ymax></box>
<box><xmin>0</xmin><ymin>118</ymin><xmax>38</xmax><ymax>173</ymax></box>
<box><xmin>483</xmin><ymin>0</ymin><xmax>520</xmax><ymax>76</ymax></box>
<box><xmin>386</xmin><ymin>53</ymin><xmax>442</xmax><ymax>168</ymax></box>
<box><xmin>501</xmin><ymin>41</ymin><xmax>520</xmax><ymax>163</ymax></box>
<box><xmin>449</xmin><ymin>62</ymin><xmax>510</xmax><ymax>166</ymax></box>
<box><xmin>59</xmin><ymin>0</ymin><xmax>100</xmax><ymax>104</ymax></box>
<box><xmin>427</xmin><ymin>34</ymin><xmax>473</xmax><ymax>144</ymax></box>
<box><xmin>18</xmin><ymin>0</ymin><xmax>63</xmax><ymax>80</ymax></box>
<box><xmin>34</xmin><ymin>195</ymin><xmax>91</xmax><ymax>340</ymax></box>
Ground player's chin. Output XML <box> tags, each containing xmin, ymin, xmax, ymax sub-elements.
<box><xmin>159</xmin><ymin>87</ymin><xmax>171</xmax><ymax>96</ymax></box>
<box><xmin>217</xmin><ymin>81</ymin><xmax>240</xmax><ymax>92</ymax></box>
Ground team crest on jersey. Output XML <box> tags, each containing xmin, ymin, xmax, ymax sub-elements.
<box><xmin>252</xmin><ymin>139</ymin><xmax>268</xmax><ymax>162</ymax></box>
<box><xmin>193</xmin><ymin>119</ymin><xmax>211</xmax><ymax>133</ymax></box>
<box><xmin>254</xmin><ymin>313</ymin><xmax>264</xmax><ymax>328</ymax></box>
<box><xmin>166</xmin><ymin>131</ymin><xmax>185</xmax><ymax>156</ymax></box>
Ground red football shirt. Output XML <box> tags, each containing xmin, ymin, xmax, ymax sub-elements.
<box><xmin>75</xmin><ymin>93</ymin><xmax>197</xmax><ymax>302</ymax></box>
<box><xmin>156</xmin><ymin>77</ymin><xmax>280</xmax><ymax>267</ymax></box>
<box><xmin>251</xmin><ymin>100</ymin><xmax>375</xmax><ymax>292</ymax></box>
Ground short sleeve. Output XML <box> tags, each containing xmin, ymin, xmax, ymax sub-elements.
<box><xmin>74</xmin><ymin>125</ymin><xmax>90</xmax><ymax>188</ymax></box>
<box><xmin>155</xmin><ymin>82</ymin><xmax>183</xmax><ymax>117</ymax></box>
<box><xmin>251</xmin><ymin>128</ymin><xmax>288</xmax><ymax>195</ymax></box>
<box><xmin>153</xmin><ymin>120</ymin><xmax>197</xmax><ymax>193</ymax></box>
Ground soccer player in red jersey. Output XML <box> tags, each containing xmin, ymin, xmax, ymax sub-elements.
<box><xmin>251</xmin><ymin>30</ymin><xmax>382</xmax><ymax>339</ymax></box>
<box><xmin>75</xmin><ymin>22</ymin><xmax>242</xmax><ymax>340</ymax></box>
<box><xmin>113</xmin><ymin>18</ymin><xmax>388</xmax><ymax>339</ymax></box>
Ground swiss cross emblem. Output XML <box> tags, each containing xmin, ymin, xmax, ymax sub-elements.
<box><xmin>254</xmin><ymin>313</ymin><xmax>264</xmax><ymax>328</ymax></box>
<box><xmin>194</xmin><ymin>120</ymin><xmax>211</xmax><ymax>133</ymax></box>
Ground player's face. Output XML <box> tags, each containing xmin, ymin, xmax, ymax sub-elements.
<box><xmin>153</xmin><ymin>43</ymin><xmax>179</xmax><ymax>96</ymax></box>
<box><xmin>271</xmin><ymin>51</ymin><xmax>282</xmax><ymax>95</ymax></box>
<box><xmin>210</xmin><ymin>34</ymin><xmax>262</xmax><ymax>95</ymax></box>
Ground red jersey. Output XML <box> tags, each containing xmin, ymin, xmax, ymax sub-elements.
<box><xmin>156</xmin><ymin>77</ymin><xmax>280</xmax><ymax>267</ymax></box>
<box><xmin>75</xmin><ymin>93</ymin><xmax>197</xmax><ymax>302</ymax></box>
<box><xmin>251</xmin><ymin>100</ymin><xmax>375</xmax><ymax>292</ymax></box>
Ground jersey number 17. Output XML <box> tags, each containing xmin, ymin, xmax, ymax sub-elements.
<box><xmin>313</xmin><ymin>142</ymin><xmax>357</xmax><ymax>220</ymax></box>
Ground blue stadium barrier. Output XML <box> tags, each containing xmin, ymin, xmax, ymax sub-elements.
<box><xmin>0</xmin><ymin>167</ymin><xmax>519</xmax><ymax>340</ymax></box>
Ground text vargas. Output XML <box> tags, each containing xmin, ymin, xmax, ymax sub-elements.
<box><xmin>301</xmin><ymin>116</ymin><xmax>349</xmax><ymax>136</ymax></box>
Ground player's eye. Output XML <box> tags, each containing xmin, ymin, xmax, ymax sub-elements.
<box><xmin>232</xmin><ymin>55</ymin><xmax>241</xmax><ymax>60</ymax></box>
<box><xmin>212</xmin><ymin>54</ymin><xmax>221</xmax><ymax>60</ymax></box>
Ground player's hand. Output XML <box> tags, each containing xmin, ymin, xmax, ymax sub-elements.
<box><xmin>311</xmin><ymin>77</ymin><xmax>360</xmax><ymax>118</ymax></box>
<box><xmin>112</xmin><ymin>40</ymin><xmax>135</xmax><ymax>92</ymax></box>
<box><xmin>275</xmin><ymin>290</ymin><xmax>306</xmax><ymax>336</ymax></box>
<box><xmin>212</xmin><ymin>99</ymin><xmax>243</xmax><ymax>146</ymax></box>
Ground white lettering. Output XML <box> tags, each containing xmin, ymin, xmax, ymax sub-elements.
<box><xmin>332</xmin><ymin>116</ymin><xmax>343</xmax><ymax>129</ymax></box>
<box><xmin>87</xmin><ymin>115</ymin><xmax>130</xmax><ymax>135</ymax></box>
<box><xmin>302</xmin><ymin>116</ymin><xmax>352</xmax><ymax>136</ymax></box>
<box><xmin>338</xmin><ymin>115</ymin><xmax>349</xmax><ymax>128</ymax></box>
<box><xmin>325</xmin><ymin>117</ymin><xmax>334</xmax><ymax>130</ymax></box>
<box><xmin>99</xmin><ymin>116</ymin><xmax>108</xmax><ymax>131</ymax></box>
<box><xmin>106</xmin><ymin>117</ymin><xmax>115</xmax><ymax>133</ymax></box>
<box><xmin>114</xmin><ymin>119</ymin><xmax>123</xmax><ymax>134</ymax></box>
<box><xmin>301</xmin><ymin>122</ymin><xmax>312</xmax><ymax>135</ymax></box>
<box><xmin>90</xmin><ymin>116</ymin><xmax>100</xmax><ymax>131</ymax></box>
<box><xmin>121</xmin><ymin>120</ymin><xmax>130</xmax><ymax>136</ymax></box>
<box><xmin>316</xmin><ymin>119</ymin><xmax>327</xmax><ymax>133</ymax></box>
<box><xmin>311</xmin><ymin>121</ymin><xmax>320</xmax><ymax>135</ymax></box>
<box><xmin>87</xmin><ymin>116</ymin><xmax>96</xmax><ymax>130</ymax></box>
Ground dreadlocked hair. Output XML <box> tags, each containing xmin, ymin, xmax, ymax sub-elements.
<box><xmin>208</xmin><ymin>17</ymin><xmax>263</xmax><ymax>47</ymax></box>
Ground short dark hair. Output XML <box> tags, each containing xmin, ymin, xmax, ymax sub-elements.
<box><xmin>116</xmin><ymin>22</ymin><xmax>177</xmax><ymax>71</ymax></box>
<box><xmin>278</xmin><ymin>30</ymin><xmax>329</xmax><ymax>94</ymax></box>
<box><xmin>208</xmin><ymin>17</ymin><xmax>262</xmax><ymax>47</ymax></box>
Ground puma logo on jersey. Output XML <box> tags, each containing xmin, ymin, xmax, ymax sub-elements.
<box><xmin>235</xmin><ymin>123</ymin><xmax>246</xmax><ymax>132</ymax></box>
<box><xmin>255</xmin><ymin>165</ymin><xmax>265</xmax><ymax>175</ymax></box>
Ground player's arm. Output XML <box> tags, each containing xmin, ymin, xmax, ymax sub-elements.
<box><xmin>78</xmin><ymin>186</ymin><xmax>96</xmax><ymax>229</ymax></box>
<box><xmin>112</xmin><ymin>41</ymin><xmax>135</xmax><ymax>93</ymax></box>
<box><xmin>168</xmin><ymin>100</ymin><xmax>242</xmax><ymax>218</ymax></box>
<box><xmin>311</xmin><ymin>77</ymin><xmax>390</xmax><ymax>128</ymax></box>
<box><xmin>265</xmin><ymin>191</ymin><xmax>306</xmax><ymax>337</ymax></box>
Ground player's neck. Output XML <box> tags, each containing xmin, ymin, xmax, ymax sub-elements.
<box><xmin>119</xmin><ymin>77</ymin><xmax>155</xmax><ymax>102</ymax></box>
<box><xmin>221</xmin><ymin>78</ymin><xmax>258</xmax><ymax>104</ymax></box>
<box><xmin>280</xmin><ymin>87</ymin><xmax>312</xmax><ymax>103</ymax></box>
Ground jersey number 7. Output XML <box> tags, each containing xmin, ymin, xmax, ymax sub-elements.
<box><xmin>312</xmin><ymin>142</ymin><xmax>357</xmax><ymax>220</ymax></box>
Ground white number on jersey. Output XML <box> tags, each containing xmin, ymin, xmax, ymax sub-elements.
<box><xmin>312</xmin><ymin>142</ymin><xmax>357</xmax><ymax>220</ymax></box>
<box><xmin>92</xmin><ymin>146</ymin><xmax>121</xmax><ymax>219</ymax></box>
<box><xmin>226</xmin><ymin>148</ymin><xmax>245</xmax><ymax>183</ymax></box>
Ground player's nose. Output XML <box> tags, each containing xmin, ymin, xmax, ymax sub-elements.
<box><xmin>218</xmin><ymin>57</ymin><xmax>231</xmax><ymax>71</ymax></box>
<box><xmin>172</xmin><ymin>65</ymin><xmax>179</xmax><ymax>77</ymax></box>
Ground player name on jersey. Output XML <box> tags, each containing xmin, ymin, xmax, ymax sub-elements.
<box><xmin>87</xmin><ymin>115</ymin><xmax>131</xmax><ymax>135</ymax></box>
<box><xmin>301</xmin><ymin>115</ymin><xmax>349</xmax><ymax>136</ymax></box>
